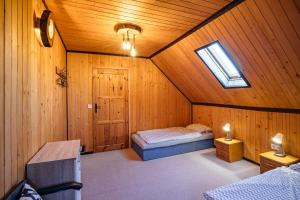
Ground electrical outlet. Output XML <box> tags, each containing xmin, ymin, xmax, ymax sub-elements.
<box><xmin>87</xmin><ymin>104</ymin><xmax>93</xmax><ymax>109</ymax></box>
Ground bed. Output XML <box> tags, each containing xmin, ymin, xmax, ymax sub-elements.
<box><xmin>131</xmin><ymin>124</ymin><xmax>214</xmax><ymax>161</ymax></box>
<box><xmin>203</xmin><ymin>163</ymin><xmax>300</xmax><ymax>200</ymax></box>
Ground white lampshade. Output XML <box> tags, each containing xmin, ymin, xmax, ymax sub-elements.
<box><xmin>271</xmin><ymin>133</ymin><xmax>285</xmax><ymax>157</ymax></box>
<box><xmin>223</xmin><ymin>123</ymin><xmax>231</xmax><ymax>132</ymax></box>
<box><xmin>272</xmin><ymin>133</ymin><xmax>283</xmax><ymax>145</ymax></box>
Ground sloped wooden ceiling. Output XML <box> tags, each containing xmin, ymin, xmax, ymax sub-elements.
<box><xmin>45</xmin><ymin>0</ymin><xmax>233</xmax><ymax>57</ymax></box>
<box><xmin>152</xmin><ymin>0</ymin><xmax>300</xmax><ymax>109</ymax></box>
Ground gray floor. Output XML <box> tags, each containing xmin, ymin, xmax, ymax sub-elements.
<box><xmin>81</xmin><ymin>148</ymin><xmax>259</xmax><ymax>200</ymax></box>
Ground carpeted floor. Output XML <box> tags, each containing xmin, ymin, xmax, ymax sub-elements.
<box><xmin>81</xmin><ymin>148</ymin><xmax>259</xmax><ymax>200</ymax></box>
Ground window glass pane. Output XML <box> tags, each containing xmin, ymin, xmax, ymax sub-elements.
<box><xmin>208</xmin><ymin>43</ymin><xmax>240</xmax><ymax>78</ymax></box>
<box><xmin>196</xmin><ymin>41</ymin><xmax>249</xmax><ymax>88</ymax></box>
<box><xmin>197</xmin><ymin>49</ymin><xmax>228</xmax><ymax>85</ymax></box>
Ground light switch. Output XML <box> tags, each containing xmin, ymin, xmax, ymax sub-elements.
<box><xmin>87</xmin><ymin>104</ymin><xmax>93</xmax><ymax>109</ymax></box>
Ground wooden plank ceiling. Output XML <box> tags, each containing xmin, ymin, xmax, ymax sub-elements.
<box><xmin>45</xmin><ymin>0</ymin><xmax>232</xmax><ymax>57</ymax></box>
<box><xmin>152</xmin><ymin>0</ymin><xmax>300</xmax><ymax>109</ymax></box>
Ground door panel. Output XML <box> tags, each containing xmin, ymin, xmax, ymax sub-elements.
<box><xmin>110</xmin><ymin>74</ymin><xmax>125</xmax><ymax>97</ymax></box>
<box><xmin>110</xmin><ymin>98</ymin><xmax>125</xmax><ymax>121</ymax></box>
<box><xmin>111</xmin><ymin>123</ymin><xmax>126</xmax><ymax>145</ymax></box>
<box><xmin>93</xmin><ymin>68</ymin><xmax>129</xmax><ymax>152</ymax></box>
<box><xmin>99</xmin><ymin>73</ymin><xmax>110</xmax><ymax>97</ymax></box>
<box><xmin>98</xmin><ymin>97</ymin><xmax>109</xmax><ymax>122</ymax></box>
<box><xmin>94</xmin><ymin>124</ymin><xmax>110</xmax><ymax>148</ymax></box>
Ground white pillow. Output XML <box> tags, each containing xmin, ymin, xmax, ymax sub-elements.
<box><xmin>186</xmin><ymin>123</ymin><xmax>212</xmax><ymax>133</ymax></box>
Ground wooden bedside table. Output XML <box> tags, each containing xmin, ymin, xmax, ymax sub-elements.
<box><xmin>259</xmin><ymin>151</ymin><xmax>299</xmax><ymax>173</ymax></box>
<box><xmin>214</xmin><ymin>138</ymin><xmax>243</xmax><ymax>162</ymax></box>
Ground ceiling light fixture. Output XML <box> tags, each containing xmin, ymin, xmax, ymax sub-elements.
<box><xmin>114</xmin><ymin>23</ymin><xmax>142</xmax><ymax>57</ymax></box>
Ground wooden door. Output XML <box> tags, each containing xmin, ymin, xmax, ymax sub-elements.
<box><xmin>93</xmin><ymin>68</ymin><xmax>129</xmax><ymax>152</ymax></box>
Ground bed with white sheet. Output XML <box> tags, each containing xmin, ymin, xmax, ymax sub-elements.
<box><xmin>131</xmin><ymin>124</ymin><xmax>214</xmax><ymax>161</ymax></box>
<box><xmin>203</xmin><ymin>163</ymin><xmax>300</xmax><ymax>200</ymax></box>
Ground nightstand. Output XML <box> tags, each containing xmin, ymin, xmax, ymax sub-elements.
<box><xmin>259</xmin><ymin>151</ymin><xmax>299</xmax><ymax>173</ymax></box>
<box><xmin>214</xmin><ymin>138</ymin><xmax>243</xmax><ymax>162</ymax></box>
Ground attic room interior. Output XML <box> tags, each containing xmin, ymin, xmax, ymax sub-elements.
<box><xmin>1</xmin><ymin>0</ymin><xmax>300</xmax><ymax>199</ymax></box>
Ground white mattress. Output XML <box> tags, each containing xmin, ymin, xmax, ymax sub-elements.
<box><xmin>132</xmin><ymin>132</ymin><xmax>213</xmax><ymax>150</ymax></box>
<box><xmin>136</xmin><ymin>127</ymin><xmax>203</xmax><ymax>144</ymax></box>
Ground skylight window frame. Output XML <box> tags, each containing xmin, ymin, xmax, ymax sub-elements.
<box><xmin>194</xmin><ymin>41</ymin><xmax>251</xmax><ymax>89</ymax></box>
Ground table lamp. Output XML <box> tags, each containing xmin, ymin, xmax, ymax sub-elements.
<box><xmin>223</xmin><ymin>123</ymin><xmax>232</xmax><ymax>141</ymax></box>
<box><xmin>271</xmin><ymin>133</ymin><xmax>285</xmax><ymax>157</ymax></box>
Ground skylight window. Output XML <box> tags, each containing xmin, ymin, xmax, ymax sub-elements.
<box><xmin>195</xmin><ymin>41</ymin><xmax>250</xmax><ymax>88</ymax></box>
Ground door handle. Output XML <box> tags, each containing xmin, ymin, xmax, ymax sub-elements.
<box><xmin>95</xmin><ymin>104</ymin><xmax>98</xmax><ymax>113</ymax></box>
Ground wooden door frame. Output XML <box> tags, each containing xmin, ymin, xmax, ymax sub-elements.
<box><xmin>92</xmin><ymin>67</ymin><xmax>130</xmax><ymax>151</ymax></box>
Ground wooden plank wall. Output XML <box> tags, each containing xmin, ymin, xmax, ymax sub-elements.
<box><xmin>152</xmin><ymin>0</ymin><xmax>300</xmax><ymax>109</ymax></box>
<box><xmin>67</xmin><ymin>53</ymin><xmax>191</xmax><ymax>151</ymax></box>
<box><xmin>0</xmin><ymin>0</ymin><xmax>5</xmax><ymax>197</ymax></box>
<box><xmin>1</xmin><ymin>0</ymin><xmax>67</xmax><ymax>198</ymax></box>
<box><xmin>192</xmin><ymin>105</ymin><xmax>300</xmax><ymax>163</ymax></box>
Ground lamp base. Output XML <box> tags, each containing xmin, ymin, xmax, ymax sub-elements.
<box><xmin>224</xmin><ymin>132</ymin><xmax>232</xmax><ymax>141</ymax></box>
<box><xmin>274</xmin><ymin>153</ymin><xmax>286</xmax><ymax>157</ymax></box>
<box><xmin>273</xmin><ymin>147</ymin><xmax>286</xmax><ymax>157</ymax></box>
<box><xmin>224</xmin><ymin>137</ymin><xmax>232</xmax><ymax>141</ymax></box>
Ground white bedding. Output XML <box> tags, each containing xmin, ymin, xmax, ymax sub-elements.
<box><xmin>132</xmin><ymin>133</ymin><xmax>213</xmax><ymax>150</ymax></box>
<box><xmin>136</xmin><ymin>127</ymin><xmax>202</xmax><ymax>144</ymax></box>
<box><xmin>203</xmin><ymin>166</ymin><xmax>300</xmax><ymax>200</ymax></box>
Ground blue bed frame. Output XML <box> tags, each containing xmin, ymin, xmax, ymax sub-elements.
<box><xmin>131</xmin><ymin>138</ymin><xmax>214</xmax><ymax>161</ymax></box>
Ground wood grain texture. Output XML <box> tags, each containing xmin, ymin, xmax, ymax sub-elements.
<box><xmin>215</xmin><ymin>138</ymin><xmax>243</xmax><ymax>162</ymax></box>
<box><xmin>93</xmin><ymin>68</ymin><xmax>129</xmax><ymax>152</ymax></box>
<box><xmin>67</xmin><ymin>53</ymin><xmax>191</xmax><ymax>151</ymax></box>
<box><xmin>28</xmin><ymin>140</ymin><xmax>80</xmax><ymax>164</ymax></box>
<box><xmin>260</xmin><ymin>151</ymin><xmax>299</xmax><ymax>173</ymax></box>
<box><xmin>1</xmin><ymin>0</ymin><xmax>67</xmax><ymax>198</ymax></box>
<box><xmin>152</xmin><ymin>0</ymin><xmax>300</xmax><ymax>108</ymax></box>
<box><xmin>193</xmin><ymin>105</ymin><xmax>300</xmax><ymax>163</ymax></box>
<box><xmin>0</xmin><ymin>0</ymin><xmax>4</xmax><ymax>196</ymax></box>
<box><xmin>260</xmin><ymin>151</ymin><xmax>299</xmax><ymax>165</ymax></box>
<box><xmin>67</xmin><ymin>53</ymin><xmax>93</xmax><ymax>152</ymax></box>
<box><xmin>45</xmin><ymin>0</ymin><xmax>232</xmax><ymax>57</ymax></box>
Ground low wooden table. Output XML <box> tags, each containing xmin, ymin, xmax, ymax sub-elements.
<box><xmin>214</xmin><ymin>138</ymin><xmax>243</xmax><ymax>162</ymax></box>
<box><xmin>259</xmin><ymin>151</ymin><xmax>299</xmax><ymax>173</ymax></box>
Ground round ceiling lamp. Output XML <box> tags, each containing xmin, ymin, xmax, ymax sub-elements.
<box><xmin>40</xmin><ymin>10</ymin><xmax>55</xmax><ymax>47</ymax></box>
<box><xmin>114</xmin><ymin>23</ymin><xmax>142</xmax><ymax>57</ymax></box>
